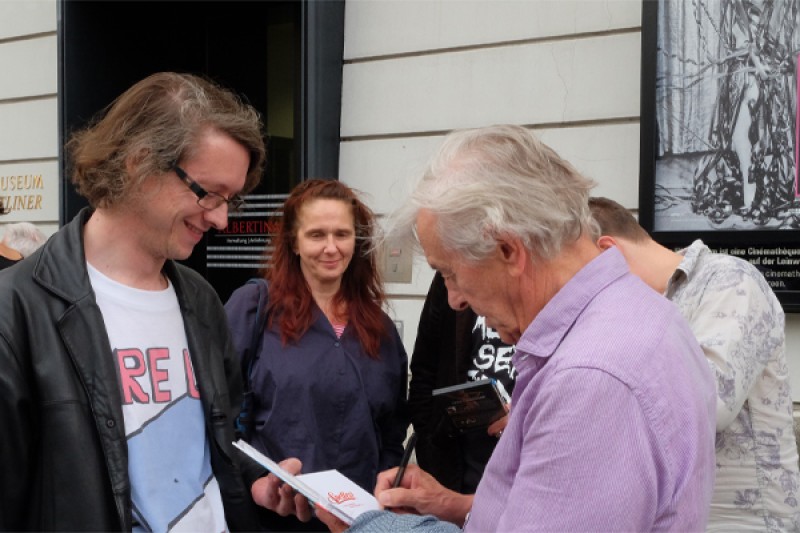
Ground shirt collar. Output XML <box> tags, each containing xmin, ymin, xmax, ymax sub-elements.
<box><xmin>514</xmin><ymin>246</ymin><xmax>629</xmax><ymax>364</ymax></box>
<box><xmin>665</xmin><ymin>239</ymin><xmax>707</xmax><ymax>297</ymax></box>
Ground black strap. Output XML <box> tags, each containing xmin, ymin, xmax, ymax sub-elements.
<box><xmin>242</xmin><ymin>277</ymin><xmax>269</xmax><ymax>392</ymax></box>
<box><xmin>236</xmin><ymin>278</ymin><xmax>269</xmax><ymax>441</ymax></box>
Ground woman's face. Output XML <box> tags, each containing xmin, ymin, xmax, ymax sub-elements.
<box><xmin>293</xmin><ymin>198</ymin><xmax>356</xmax><ymax>289</ymax></box>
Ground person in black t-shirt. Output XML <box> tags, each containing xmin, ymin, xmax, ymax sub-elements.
<box><xmin>408</xmin><ymin>272</ymin><xmax>516</xmax><ymax>494</ymax></box>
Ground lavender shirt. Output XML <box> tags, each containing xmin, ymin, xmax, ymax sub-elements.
<box><xmin>348</xmin><ymin>248</ymin><xmax>716</xmax><ymax>533</ymax></box>
<box><xmin>465</xmin><ymin>247</ymin><xmax>716</xmax><ymax>532</ymax></box>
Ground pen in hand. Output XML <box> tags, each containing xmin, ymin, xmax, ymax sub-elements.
<box><xmin>392</xmin><ymin>432</ymin><xmax>418</xmax><ymax>488</ymax></box>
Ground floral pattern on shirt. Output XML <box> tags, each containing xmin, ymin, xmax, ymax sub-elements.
<box><xmin>666</xmin><ymin>240</ymin><xmax>800</xmax><ymax>532</ymax></box>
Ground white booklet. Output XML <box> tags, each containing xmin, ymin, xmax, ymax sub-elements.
<box><xmin>233</xmin><ymin>439</ymin><xmax>380</xmax><ymax>525</ymax></box>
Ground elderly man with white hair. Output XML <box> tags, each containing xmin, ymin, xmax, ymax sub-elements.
<box><xmin>2</xmin><ymin>222</ymin><xmax>47</xmax><ymax>258</ymax></box>
<box><xmin>268</xmin><ymin>124</ymin><xmax>718</xmax><ymax>533</ymax></box>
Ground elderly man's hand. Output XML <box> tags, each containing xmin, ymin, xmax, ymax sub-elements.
<box><xmin>250</xmin><ymin>458</ymin><xmax>313</xmax><ymax>522</ymax></box>
<box><xmin>374</xmin><ymin>464</ymin><xmax>473</xmax><ymax>527</ymax></box>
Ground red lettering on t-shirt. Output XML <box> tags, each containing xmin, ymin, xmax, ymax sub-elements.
<box><xmin>117</xmin><ymin>348</ymin><xmax>149</xmax><ymax>404</ymax></box>
<box><xmin>148</xmin><ymin>347</ymin><xmax>171</xmax><ymax>403</ymax></box>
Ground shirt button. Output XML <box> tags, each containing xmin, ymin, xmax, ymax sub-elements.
<box><xmin>106</xmin><ymin>419</ymin><xmax>116</xmax><ymax>428</ymax></box>
<box><xmin>334</xmin><ymin>342</ymin><xmax>340</xmax><ymax>347</ymax></box>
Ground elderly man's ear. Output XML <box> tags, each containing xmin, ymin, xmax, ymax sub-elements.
<box><xmin>597</xmin><ymin>235</ymin><xmax>618</xmax><ymax>251</ymax></box>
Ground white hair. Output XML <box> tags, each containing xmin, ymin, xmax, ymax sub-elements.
<box><xmin>383</xmin><ymin>124</ymin><xmax>597</xmax><ymax>263</ymax></box>
<box><xmin>2</xmin><ymin>222</ymin><xmax>47</xmax><ymax>257</ymax></box>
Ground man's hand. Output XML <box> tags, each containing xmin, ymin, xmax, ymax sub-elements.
<box><xmin>374</xmin><ymin>464</ymin><xmax>473</xmax><ymax>526</ymax></box>
<box><xmin>250</xmin><ymin>458</ymin><xmax>312</xmax><ymax>522</ymax></box>
<box><xmin>487</xmin><ymin>403</ymin><xmax>511</xmax><ymax>438</ymax></box>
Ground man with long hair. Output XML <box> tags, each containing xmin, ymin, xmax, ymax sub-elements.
<box><xmin>0</xmin><ymin>72</ymin><xmax>288</xmax><ymax>531</ymax></box>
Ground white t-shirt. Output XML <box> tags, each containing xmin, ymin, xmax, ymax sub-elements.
<box><xmin>88</xmin><ymin>263</ymin><xmax>227</xmax><ymax>532</ymax></box>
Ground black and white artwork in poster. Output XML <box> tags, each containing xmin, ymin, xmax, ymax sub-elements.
<box><xmin>652</xmin><ymin>0</ymin><xmax>800</xmax><ymax>232</ymax></box>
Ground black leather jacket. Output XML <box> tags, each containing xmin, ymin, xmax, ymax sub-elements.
<box><xmin>0</xmin><ymin>209</ymin><xmax>264</xmax><ymax>531</ymax></box>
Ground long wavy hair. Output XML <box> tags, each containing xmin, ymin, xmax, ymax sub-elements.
<box><xmin>66</xmin><ymin>72</ymin><xmax>266</xmax><ymax>208</ymax></box>
<box><xmin>263</xmin><ymin>179</ymin><xmax>387</xmax><ymax>358</ymax></box>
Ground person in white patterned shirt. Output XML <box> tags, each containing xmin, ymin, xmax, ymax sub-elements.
<box><xmin>591</xmin><ymin>196</ymin><xmax>800</xmax><ymax>532</ymax></box>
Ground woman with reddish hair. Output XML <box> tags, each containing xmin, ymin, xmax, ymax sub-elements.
<box><xmin>225</xmin><ymin>179</ymin><xmax>408</xmax><ymax>531</ymax></box>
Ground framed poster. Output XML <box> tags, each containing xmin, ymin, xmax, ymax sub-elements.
<box><xmin>639</xmin><ymin>0</ymin><xmax>800</xmax><ymax>311</ymax></box>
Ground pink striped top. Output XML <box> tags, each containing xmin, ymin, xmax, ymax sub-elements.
<box><xmin>332</xmin><ymin>322</ymin><xmax>346</xmax><ymax>338</ymax></box>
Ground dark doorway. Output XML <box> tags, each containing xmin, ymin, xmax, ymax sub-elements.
<box><xmin>59</xmin><ymin>0</ymin><xmax>344</xmax><ymax>302</ymax></box>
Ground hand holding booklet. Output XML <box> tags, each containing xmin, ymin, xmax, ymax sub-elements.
<box><xmin>433</xmin><ymin>378</ymin><xmax>511</xmax><ymax>433</ymax></box>
<box><xmin>233</xmin><ymin>439</ymin><xmax>379</xmax><ymax>525</ymax></box>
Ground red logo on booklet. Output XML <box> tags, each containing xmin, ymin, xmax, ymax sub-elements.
<box><xmin>327</xmin><ymin>491</ymin><xmax>356</xmax><ymax>504</ymax></box>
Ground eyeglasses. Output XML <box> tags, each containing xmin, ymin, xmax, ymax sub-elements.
<box><xmin>172</xmin><ymin>165</ymin><xmax>246</xmax><ymax>212</ymax></box>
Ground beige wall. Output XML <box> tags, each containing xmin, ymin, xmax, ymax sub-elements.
<box><xmin>0</xmin><ymin>0</ymin><xmax>58</xmax><ymax>237</ymax></box>
<box><xmin>2</xmin><ymin>0</ymin><xmax>799</xmax><ymax>395</ymax></box>
<box><xmin>339</xmin><ymin>0</ymin><xmax>800</xmax><ymax>397</ymax></box>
